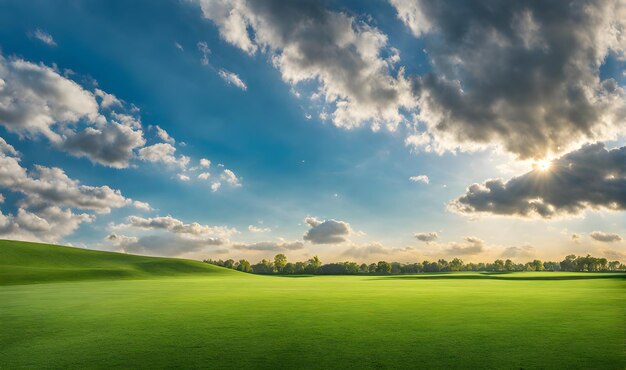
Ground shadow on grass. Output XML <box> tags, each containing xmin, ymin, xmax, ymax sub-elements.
<box><xmin>374</xmin><ymin>273</ymin><xmax>626</xmax><ymax>281</ymax></box>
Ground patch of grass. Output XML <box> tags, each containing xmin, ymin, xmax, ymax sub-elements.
<box><xmin>1</xmin><ymin>240</ymin><xmax>624</xmax><ymax>369</ymax></box>
<box><xmin>0</xmin><ymin>239</ymin><xmax>237</xmax><ymax>285</ymax></box>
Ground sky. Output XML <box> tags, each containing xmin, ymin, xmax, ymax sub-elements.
<box><xmin>0</xmin><ymin>0</ymin><xmax>624</xmax><ymax>263</ymax></box>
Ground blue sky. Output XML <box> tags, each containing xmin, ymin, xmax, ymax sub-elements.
<box><xmin>0</xmin><ymin>0</ymin><xmax>624</xmax><ymax>263</ymax></box>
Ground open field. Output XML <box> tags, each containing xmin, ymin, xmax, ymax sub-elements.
<box><xmin>1</xmin><ymin>240</ymin><xmax>625</xmax><ymax>369</ymax></box>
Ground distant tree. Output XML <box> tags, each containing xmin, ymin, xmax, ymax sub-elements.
<box><xmin>529</xmin><ymin>259</ymin><xmax>543</xmax><ymax>271</ymax></box>
<box><xmin>295</xmin><ymin>261</ymin><xmax>306</xmax><ymax>274</ymax></box>
<box><xmin>450</xmin><ymin>258</ymin><xmax>464</xmax><ymax>271</ymax></box>
<box><xmin>344</xmin><ymin>262</ymin><xmax>360</xmax><ymax>274</ymax></box>
<box><xmin>504</xmin><ymin>259</ymin><xmax>514</xmax><ymax>271</ymax></box>
<box><xmin>274</xmin><ymin>254</ymin><xmax>287</xmax><ymax>273</ymax></box>
<box><xmin>560</xmin><ymin>254</ymin><xmax>576</xmax><ymax>271</ymax></box>
<box><xmin>493</xmin><ymin>259</ymin><xmax>504</xmax><ymax>271</ymax></box>
<box><xmin>283</xmin><ymin>262</ymin><xmax>296</xmax><ymax>274</ymax></box>
<box><xmin>237</xmin><ymin>259</ymin><xmax>252</xmax><ymax>273</ymax></box>
<box><xmin>608</xmin><ymin>261</ymin><xmax>620</xmax><ymax>271</ymax></box>
<box><xmin>368</xmin><ymin>263</ymin><xmax>377</xmax><ymax>273</ymax></box>
<box><xmin>305</xmin><ymin>256</ymin><xmax>322</xmax><ymax>274</ymax></box>
<box><xmin>376</xmin><ymin>261</ymin><xmax>391</xmax><ymax>274</ymax></box>
<box><xmin>252</xmin><ymin>259</ymin><xmax>275</xmax><ymax>274</ymax></box>
<box><xmin>223</xmin><ymin>259</ymin><xmax>235</xmax><ymax>269</ymax></box>
<box><xmin>359</xmin><ymin>263</ymin><xmax>369</xmax><ymax>273</ymax></box>
<box><xmin>391</xmin><ymin>262</ymin><xmax>402</xmax><ymax>274</ymax></box>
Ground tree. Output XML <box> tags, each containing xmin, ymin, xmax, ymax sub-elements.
<box><xmin>450</xmin><ymin>258</ymin><xmax>464</xmax><ymax>271</ymax></box>
<box><xmin>359</xmin><ymin>263</ymin><xmax>369</xmax><ymax>273</ymax></box>
<box><xmin>368</xmin><ymin>263</ymin><xmax>377</xmax><ymax>273</ymax></box>
<box><xmin>237</xmin><ymin>259</ymin><xmax>252</xmax><ymax>273</ymax></box>
<box><xmin>531</xmin><ymin>259</ymin><xmax>544</xmax><ymax>271</ymax></box>
<box><xmin>283</xmin><ymin>262</ymin><xmax>296</xmax><ymax>274</ymax></box>
<box><xmin>560</xmin><ymin>254</ymin><xmax>576</xmax><ymax>271</ymax></box>
<box><xmin>274</xmin><ymin>254</ymin><xmax>287</xmax><ymax>273</ymax></box>
<box><xmin>493</xmin><ymin>259</ymin><xmax>504</xmax><ymax>271</ymax></box>
<box><xmin>223</xmin><ymin>259</ymin><xmax>235</xmax><ymax>269</ymax></box>
<box><xmin>376</xmin><ymin>261</ymin><xmax>391</xmax><ymax>274</ymax></box>
<box><xmin>504</xmin><ymin>259</ymin><xmax>514</xmax><ymax>271</ymax></box>
<box><xmin>305</xmin><ymin>256</ymin><xmax>322</xmax><ymax>274</ymax></box>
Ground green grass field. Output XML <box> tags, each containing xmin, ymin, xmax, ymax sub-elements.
<box><xmin>1</xmin><ymin>240</ymin><xmax>625</xmax><ymax>369</ymax></box>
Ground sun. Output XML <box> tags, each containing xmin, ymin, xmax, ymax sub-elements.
<box><xmin>536</xmin><ymin>159</ymin><xmax>552</xmax><ymax>172</ymax></box>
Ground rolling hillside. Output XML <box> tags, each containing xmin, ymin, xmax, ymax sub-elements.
<box><xmin>0</xmin><ymin>239</ymin><xmax>238</xmax><ymax>285</ymax></box>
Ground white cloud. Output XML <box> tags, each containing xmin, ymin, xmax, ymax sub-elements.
<box><xmin>211</xmin><ymin>182</ymin><xmax>221</xmax><ymax>192</ymax></box>
<box><xmin>303</xmin><ymin>216</ymin><xmax>352</xmax><ymax>244</ymax></box>
<box><xmin>200</xmin><ymin>158</ymin><xmax>211</xmax><ymax>168</ymax></box>
<box><xmin>198</xmin><ymin>0</ymin><xmax>416</xmax><ymax>130</ymax></box>
<box><xmin>248</xmin><ymin>224</ymin><xmax>271</xmax><ymax>233</ymax></box>
<box><xmin>155</xmin><ymin>125</ymin><xmax>175</xmax><ymax>144</ymax></box>
<box><xmin>198</xmin><ymin>172</ymin><xmax>210</xmax><ymax>180</ymax></box>
<box><xmin>113</xmin><ymin>215</ymin><xmax>237</xmax><ymax>244</ymax></box>
<box><xmin>31</xmin><ymin>29</ymin><xmax>57</xmax><ymax>47</ymax></box>
<box><xmin>177</xmin><ymin>173</ymin><xmax>190</xmax><ymax>181</ymax></box>
<box><xmin>138</xmin><ymin>143</ymin><xmax>190</xmax><ymax>169</ymax></box>
<box><xmin>197</xmin><ymin>41</ymin><xmax>210</xmax><ymax>65</ymax></box>
<box><xmin>218</xmin><ymin>69</ymin><xmax>247</xmax><ymax>90</ymax></box>
<box><xmin>409</xmin><ymin>175</ymin><xmax>429</xmax><ymax>184</ymax></box>
<box><xmin>220</xmin><ymin>169</ymin><xmax>241</xmax><ymax>187</ymax></box>
<box><xmin>94</xmin><ymin>88</ymin><xmax>122</xmax><ymax>108</ymax></box>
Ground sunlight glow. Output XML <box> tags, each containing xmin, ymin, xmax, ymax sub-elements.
<box><xmin>535</xmin><ymin>159</ymin><xmax>552</xmax><ymax>172</ymax></box>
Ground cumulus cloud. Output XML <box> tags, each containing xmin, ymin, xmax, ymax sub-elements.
<box><xmin>303</xmin><ymin>217</ymin><xmax>351</xmax><ymax>244</ymax></box>
<box><xmin>0</xmin><ymin>142</ymin><xmax>146</xmax><ymax>243</ymax></box>
<box><xmin>198</xmin><ymin>0</ymin><xmax>415</xmax><ymax>130</ymax></box>
<box><xmin>61</xmin><ymin>122</ymin><xmax>145</xmax><ymax>168</ymax></box>
<box><xmin>113</xmin><ymin>215</ymin><xmax>237</xmax><ymax>244</ymax></box>
<box><xmin>451</xmin><ymin>144</ymin><xmax>626</xmax><ymax>218</ymax></box>
<box><xmin>199</xmin><ymin>158</ymin><xmax>211</xmax><ymax>168</ymax></box>
<box><xmin>409</xmin><ymin>175</ymin><xmax>429</xmax><ymax>184</ymax></box>
<box><xmin>501</xmin><ymin>245</ymin><xmax>535</xmax><ymax>259</ymax></box>
<box><xmin>0</xmin><ymin>53</ymin><xmax>146</xmax><ymax>168</ymax></box>
<box><xmin>232</xmin><ymin>239</ymin><xmax>304</xmax><ymax>251</ymax></box>
<box><xmin>220</xmin><ymin>169</ymin><xmax>241</xmax><ymax>187</ymax></box>
<box><xmin>0</xmin><ymin>54</ymin><xmax>100</xmax><ymax>141</ymax></box>
<box><xmin>198</xmin><ymin>172</ymin><xmax>210</xmax><ymax>180</ymax></box>
<box><xmin>392</xmin><ymin>0</ymin><xmax>626</xmax><ymax>159</ymax></box>
<box><xmin>94</xmin><ymin>88</ymin><xmax>122</xmax><ymax>109</ymax></box>
<box><xmin>138</xmin><ymin>143</ymin><xmax>190</xmax><ymax>169</ymax></box>
<box><xmin>31</xmin><ymin>29</ymin><xmax>57</xmax><ymax>47</ymax></box>
<box><xmin>590</xmin><ymin>231</ymin><xmax>623</xmax><ymax>243</ymax></box>
<box><xmin>0</xmin><ymin>150</ymin><xmax>133</xmax><ymax>213</ymax></box>
<box><xmin>0</xmin><ymin>205</ymin><xmax>93</xmax><ymax>243</ymax></box>
<box><xmin>218</xmin><ymin>69</ymin><xmax>247</xmax><ymax>90</ymax></box>
<box><xmin>414</xmin><ymin>232</ymin><xmax>438</xmax><ymax>242</ymax></box>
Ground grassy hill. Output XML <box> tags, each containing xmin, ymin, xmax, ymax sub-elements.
<box><xmin>0</xmin><ymin>239</ymin><xmax>237</xmax><ymax>285</ymax></box>
<box><xmin>1</xmin><ymin>239</ymin><xmax>625</xmax><ymax>369</ymax></box>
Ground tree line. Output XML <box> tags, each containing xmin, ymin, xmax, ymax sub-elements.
<box><xmin>204</xmin><ymin>253</ymin><xmax>625</xmax><ymax>275</ymax></box>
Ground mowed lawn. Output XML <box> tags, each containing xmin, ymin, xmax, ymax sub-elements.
<box><xmin>1</xmin><ymin>241</ymin><xmax>625</xmax><ymax>369</ymax></box>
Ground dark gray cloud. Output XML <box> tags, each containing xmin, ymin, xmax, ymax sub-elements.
<box><xmin>303</xmin><ymin>217</ymin><xmax>351</xmax><ymax>244</ymax></box>
<box><xmin>590</xmin><ymin>231</ymin><xmax>623</xmax><ymax>243</ymax></box>
<box><xmin>451</xmin><ymin>144</ymin><xmax>626</xmax><ymax>218</ymax></box>
<box><xmin>393</xmin><ymin>0</ymin><xmax>626</xmax><ymax>159</ymax></box>
<box><xmin>415</xmin><ymin>232</ymin><xmax>438</xmax><ymax>242</ymax></box>
<box><xmin>198</xmin><ymin>0</ymin><xmax>415</xmax><ymax>130</ymax></box>
<box><xmin>61</xmin><ymin>122</ymin><xmax>145</xmax><ymax>168</ymax></box>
